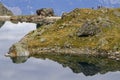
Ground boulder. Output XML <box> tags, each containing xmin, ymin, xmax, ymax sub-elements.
<box><xmin>77</xmin><ymin>21</ymin><xmax>101</xmax><ymax>37</ymax></box>
<box><xmin>0</xmin><ymin>2</ymin><xmax>13</xmax><ymax>16</ymax></box>
<box><xmin>36</xmin><ymin>8</ymin><xmax>55</xmax><ymax>17</ymax></box>
<box><xmin>61</xmin><ymin>12</ymin><xmax>68</xmax><ymax>19</ymax></box>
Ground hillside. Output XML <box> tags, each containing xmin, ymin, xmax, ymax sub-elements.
<box><xmin>8</xmin><ymin>8</ymin><xmax>120</xmax><ymax>60</ymax></box>
<box><xmin>0</xmin><ymin>2</ymin><xmax>13</xmax><ymax>16</ymax></box>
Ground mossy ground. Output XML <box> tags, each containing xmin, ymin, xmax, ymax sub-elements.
<box><xmin>23</xmin><ymin>8</ymin><xmax>120</xmax><ymax>52</ymax></box>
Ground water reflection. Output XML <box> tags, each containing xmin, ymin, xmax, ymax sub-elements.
<box><xmin>0</xmin><ymin>21</ymin><xmax>5</xmax><ymax>28</ymax></box>
<box><xmin>10</xmin><ymin>56</ymin><xmax>29</xmax><ymax>64</ymax></box>
<box><xmin>8</xmin><ymin>53</ymin><xmax>120</xmax><ymax>76</ymax></box>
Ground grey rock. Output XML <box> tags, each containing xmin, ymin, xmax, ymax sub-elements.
<box><xmin>98</xmin><ymin>38</ymin><xmax>108</xmax><ymax>48</ymax></box>
<box><xmin>101</xmin><ymin>21</ymin><xmax>111</xmax><ymax>27</ymax></box>
<box><xmin>36</xmin><ymin>8</ymin><xmax>55</xmax><ymax>17</ymax></box>
<box><xmin>77</xmin><ymin>21</ymin><xmax>101</xmax><ymax>37</ymax></box>
<box><xmin>61</xmin><ymin>12</ymin><xmax>68</xmax><ymax>19</ymax></box>
<box><xmin>7</xmin><ymin>43</ymin><xmax>29</xmax><ymax>57</ymax></box>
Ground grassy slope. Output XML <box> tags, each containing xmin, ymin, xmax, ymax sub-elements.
<box><xmin>23</xmin><ymin>8</ymin><xmax>120</xmax><ymax>52</ymax></box>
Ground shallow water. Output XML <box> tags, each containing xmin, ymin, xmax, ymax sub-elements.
<box><xmin>0</xmin><ymin>21</ymin><xmax>120</xmax><ymax>80</ymax></box>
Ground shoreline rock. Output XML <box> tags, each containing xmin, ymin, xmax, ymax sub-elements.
<box><xmin>7</xmin><ymin>42</ymin><xmax>120</xmax><ymax>61</ymax></box>
<box><xmin>36</xmin><ymin>8</ymin><xmax>55</xmax><ymax>17</ymax></box>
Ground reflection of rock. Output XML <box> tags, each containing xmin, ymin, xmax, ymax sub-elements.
<box><xmin>10</xmin><ymin>16</ymin><xmax>61</xmax><ymax>26</ymax></box>
<box><xmin>31</xmin><ymin>54</ymin><xmax>120</xmax><ymax>76</ymax></box>
<box><xmin>78</xmin><ymin>62</ymin><xmax>100</xmax><ymax>76</ymax></box>
<box><xmin>7</xmin><ymin>48</ymin><xmax>120</xmax><ymax>76</ymax></box>
<box><xmin>0</xmin><ymin>21</ymin><xmax>5</xmax><ymax>28</ymax></box>
<box><xmin>36</xmin><ymin>23</ymin><xmax>41</xmax><ymax>28</ymax></box>
<box><xmin>10</xmin><ymin>56</ymin><xmax>29</xmax><ymax>64</ymax></box>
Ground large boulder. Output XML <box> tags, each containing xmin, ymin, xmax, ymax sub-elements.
<box><xmin>36</xmin><ymin>8</ymin><xmax>55</xmax><ymax>17</ymax></box>
<box><xmin>0</xmin><ymin>2</ymin><xmax>13</xmax><ymax>16</ymax></box>
<box><xmin>77</xmin><ymin>21</ymin><xmax>101</xmax><ymax>37</ymax></box>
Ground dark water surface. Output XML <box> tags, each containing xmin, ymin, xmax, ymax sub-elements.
<box><xmin>0</xmin><ymin>21</ymin><xmax>120</xmax><ymax>80</ymax></box>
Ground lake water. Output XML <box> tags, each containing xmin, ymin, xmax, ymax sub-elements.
<box><xmin>0</xmin><ymin>21</ymin><xmax>120</xmax><ymax>80</ymax></box>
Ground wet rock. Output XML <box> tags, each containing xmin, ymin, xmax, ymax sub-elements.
<box><xmin>36</xmin><ymin>8</ymin><xmax>55</xmax><ymax>17</ymax></box>
<box><xmin>77</xmin><ymin>21</ymin><xmax>101</xmax><ymax>37</ymax></box>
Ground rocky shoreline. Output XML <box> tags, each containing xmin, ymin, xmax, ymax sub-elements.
<box><xmin>6</xmin><ymin>44</ymin><xmax>120</xmax><ymax>61</ymax></box>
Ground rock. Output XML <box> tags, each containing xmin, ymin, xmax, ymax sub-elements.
<box><xmin>0</xmin><ymin>2</ymin><xmax>13</xmax><ymax>16</ymax></box>
<box><xmin>40</xmin><ymin>38</ymin><xmax>46</xmax><ymax>42</ymax></box>
<box><xmin>36</xmin><ymin>8</ymin><xmax>55</xmax><ymax>17</ymax></box>
<box><xmin>7</xmin><ymin>43</ymin><xmax>29</xmax><ymax>57</ymax></box>
<box><xmin>61</xmin><ymin>12</ymin><xmax>68</xmax><ymax>19</ymax></box>
<box><xmin>98</xmin><ymin>38</ymin><xmax>108</xmax><ymax>48</ymax></box>
<box><xmin>101</xmin><ymin>21</ymin><xmax>112</xmax><ymax>27</ymax></box>
<box><xmin>36</xmin><ymin>19</ymin><xmax>54</xmax><ymax>27</ymax></box>
<box><xmin>77</xmin><ymin>21</ymin><xmax>101</xmax><ymax>37</ymax></box>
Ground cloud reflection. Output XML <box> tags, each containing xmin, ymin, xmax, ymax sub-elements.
<box><xmin>0</xmin><ymin>21</ymin><xmax>36</xmax><ymax>40</ymax></box>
